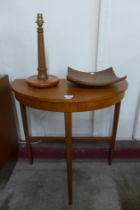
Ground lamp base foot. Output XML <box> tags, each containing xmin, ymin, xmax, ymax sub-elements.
<box><xmin>26</xmin><ymin>75</ymin><xmax>59</xmax><ymax>88</ymax></box>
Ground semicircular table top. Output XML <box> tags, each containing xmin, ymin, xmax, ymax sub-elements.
<box><xmin>12</xmin><ymin>79</ymin><xmax>128</xmax><ymax>112</ymax></box>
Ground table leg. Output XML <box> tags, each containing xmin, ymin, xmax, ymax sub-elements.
<box><xmin>20</xmin><ymin>103</ymin><xmax>33</xmax><ymax>164</ymax></box>
<box><xmin>109</xmin><ymin>102</ymin><xmax>121</xmax><ymax>165</ymax></box>
<box><xmin>64</xmin><ymin>112</ymin><xmax>72</xmax><ymax>205</ymax></box>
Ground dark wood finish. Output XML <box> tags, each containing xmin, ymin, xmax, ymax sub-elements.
<box><xmin>20</xmin><ymin>103</ymin><xmax>33</xmax><ymax>164</ymax></box>
<box><xmin>26</xmin><ymin>14</ymin><xmax>59</xmax><ymax>88</ymax></box>
<box><xmin>65</xmin><ymin>112</ymin><xmax>72</xmax><ymax>204</ymax></box>
<box><xmin>67</xmin><ymin>67</ymin><xmax>127</xmax><ymax>86</ymax></box>
<box><xmin>0</xmin><ymin>75</ymin><xmax>18</xmax><ymax>168</ymax></box>
<box><xmin>109</xmin><ymin>102</ymin><xmax>121</xmax><ymax>165</ymax></box>
<box><xmin>12</xmin><ymin>78</ymin><xmax>128</xmax><ymax>204</ymax></box>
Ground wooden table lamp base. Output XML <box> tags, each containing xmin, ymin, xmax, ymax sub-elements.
<box><xmin>26</xmin><ymin>14</ymin><xmax>59</xmax><ymax>89</ymax></box>
<box><xmin>26</xmin><ymin>75</ymin><xmax>59</xmax><ymax>88</ymax></box>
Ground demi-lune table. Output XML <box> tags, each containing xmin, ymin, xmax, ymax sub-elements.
<box><xmin>12</xmin><ymin>79</ymin><xmax>128</xmax><ymax>204</ymax></box>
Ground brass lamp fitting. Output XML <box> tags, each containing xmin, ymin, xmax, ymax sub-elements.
<box><xmin>36</xmin><ymin>13</ymin><xmax>44</xmax><ymax>27</ymax></box>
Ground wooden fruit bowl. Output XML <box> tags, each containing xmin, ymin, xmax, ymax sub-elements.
<box><xmin>67</xmin><ymin>67</ymin><xmax>127</xmax><ymax>87</ymax></box>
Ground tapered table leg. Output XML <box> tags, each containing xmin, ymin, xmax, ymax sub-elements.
<box><xmin>65</xmin><ymin>112</ymin><xmax>72</xmax><ymax>205</ymax></box>
<box><xmin>109</xmin><ymin>102</ymin><xmax>121</xmax><ymax>165</ymax></box>
<box><xmin>20</xmin><ymin>103</ymin><xmax>33</xmax><ymax>164</ymax></box>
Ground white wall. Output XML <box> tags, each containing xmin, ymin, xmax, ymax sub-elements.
<box><xmin>0</xmin><ymin>0</ymin><xmax>100</xmax><ymax>138</ymax></box>
<box><xmin>94</xmin><ymin>0</ymin><xmax>140</xmax><ymax>140</ymax></box>
<box><xmin>0</xmin><ymin>0</ymin><xmax>140</xmax><ymax>140</ymax></box>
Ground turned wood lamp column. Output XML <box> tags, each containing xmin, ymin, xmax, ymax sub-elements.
<box><xmin>26</xmin><ymin>13</ymin><xmax>59</xmax><ymax>88</ymax></box>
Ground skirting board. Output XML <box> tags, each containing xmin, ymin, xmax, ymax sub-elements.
<box><xmin>12</xmin><ymin>140</ymin><xmax>140</xmax><ymax>160</ymax></box>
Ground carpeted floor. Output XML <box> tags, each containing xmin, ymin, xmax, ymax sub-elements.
<box><xmin>0</xmin><ymin>160</ymin><xmax>140</xmax><ymax>210</ymax></box>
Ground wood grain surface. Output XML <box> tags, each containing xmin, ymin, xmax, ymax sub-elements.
<box><xmin>12</xmin><ymin>79</ymin><xmax>128</xmax><ymax>112</ymax></box>
<box><xmin>67</xmin><ymin>67</ymin><xmax>127</xmax><ymax>86</ymax></box>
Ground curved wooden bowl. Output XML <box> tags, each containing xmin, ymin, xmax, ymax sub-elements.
<box><xmin>67</xmin><ymin>67</ymin><xmax>127</xmax><ymax>87</ymax></box>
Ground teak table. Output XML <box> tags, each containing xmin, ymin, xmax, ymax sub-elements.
<box><xmin>12</xmin><ymin>79</ymin><xmax>127</xmax><ymax>204</ymax></box>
